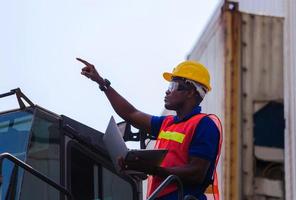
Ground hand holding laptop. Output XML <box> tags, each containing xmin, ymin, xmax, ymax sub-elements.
<box><xmin>103</xmin><ymin>116</ymin><xmax>167</xmax><ymax>175</ymax></box>
<box><xmin>118</xmin><ymin>155</ymin><xmax>160</xmax><ymax>176</ymax></box>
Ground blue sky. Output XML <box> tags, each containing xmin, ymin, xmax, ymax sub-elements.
<box><xmin>1</xmin><ymin>0</ymin><xmax>220</xmax><ymax>133</ymax></box>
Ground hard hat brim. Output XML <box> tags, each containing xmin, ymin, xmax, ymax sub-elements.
<box><xmin>163</xmin><ymin>72</ymin><xmax>173</xmax><ymax>82</ymax></box>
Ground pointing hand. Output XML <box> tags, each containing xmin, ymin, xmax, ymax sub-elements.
<box><xmin>77</xmin><ymin>58</ymin><xmax>103</xmax><ymax>84</ymax></box>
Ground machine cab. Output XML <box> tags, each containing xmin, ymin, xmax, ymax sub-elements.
<box><xmin>0</xmin><ymin>89</ymin><xmax>141</xmax><ymax>200</ymax></box>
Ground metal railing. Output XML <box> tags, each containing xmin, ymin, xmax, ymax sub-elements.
<box><xmin>0</xmin><ymin>152</ymin><xmax>72</xmax><ymax>200</ymax></box>
<box><xmin>0</xmin><ymin>88</ymin><xmax>34</xmax><ymax>109</ymax></box>
<box><xmin>146</xmin><ymin>175</ymin><xmax>200</xmax><ymax>200</ymax></box>
<box><xmin>147</xmin><ymin>175</ymin><xmax>184</xmax><ymax>200</ymax></box>
<box><xmin>184</xmin><ymin>195</ymin><xmax>198</xmax><ymax>200</ymax></box>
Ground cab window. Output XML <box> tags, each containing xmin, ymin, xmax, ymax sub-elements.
<box><xmin>20</xmin><ymin>109</ymin><xmax>61</xmax><ymax>200</ymax></box>
<box><xmin>0</xmin><ymin>111</ymin><xmax>33</xmax><ymax>199</ymax></box>
<box><xmin>69</xmin><ymin>144</ymin><xmax>135</xmax><ymax>200</ymax></box>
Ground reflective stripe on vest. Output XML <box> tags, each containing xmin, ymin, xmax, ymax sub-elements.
<box><xmin>158</xmin><ymin>131</ymin><xmax>185</xmax><ymax>143</ymax></box>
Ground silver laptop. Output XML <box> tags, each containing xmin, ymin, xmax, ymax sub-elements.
<box><xmin>103</xmin><ymin>116</ymin><xmax>167</xmax><ymax>173</ymax></box>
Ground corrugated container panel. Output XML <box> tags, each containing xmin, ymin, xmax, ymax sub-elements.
<box><xmin>189</xmin><ymin>25</ymin><xmax>225</xmax><ymax>117</ymax></box>
<box><xmin>284</xmin><ymin>0</ymin><xmax>296</xmax><ymax>198</ymax></box>
<box><xmin>241</xmin><ymin>13</ymin><xmax>284</xmax><ymax>199</ymax></box>
<box><xmin>230</xmin><ymin>0</ymin><xmax>284</xmax><ymax>17</ymax></box>
<box><xmin>189</xmin><ymin>0</ymin><xmax>224</xmax><ymax>59</ymax></box>
<box><xmin>188</xmin><ymin>2</ymin><xmax>226</xmax><ymax>199</ymax></box>
<box><xmin>241</xmin><ymin>14</ymin><xmax>284</xmax><ymax>101</ymax></box>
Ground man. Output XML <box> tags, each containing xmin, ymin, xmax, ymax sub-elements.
<box><xmin>77</xmin><ymin>58</ymin><xmax>222</xmax><ymax>200</ymax></box>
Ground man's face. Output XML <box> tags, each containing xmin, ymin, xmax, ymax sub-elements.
<box><xmin>164</xmin><ymin>79</ymin><xmax>193</xmax><ymax>110</ymax></box>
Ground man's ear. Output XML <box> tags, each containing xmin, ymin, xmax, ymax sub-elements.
<box><xmin>188</xmin><ymin>90</ymin><xmax>203</xmax><ymax>104</ymax></box>
<box><xmin>187</xmin><ymin>89</ymin><xmax>197</xmax><ymax>99</ymax></box>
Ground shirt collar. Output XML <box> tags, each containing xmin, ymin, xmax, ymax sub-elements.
<box><xmin>173</xmin><ymin>106</ymin><xmax>202</xmax><ymax>123</ymax></box>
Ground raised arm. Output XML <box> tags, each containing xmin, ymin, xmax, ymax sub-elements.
<box><xmin>77</xmin><ymin>58</ymin><xmax>152</xmax><ymax>132</ymax></box>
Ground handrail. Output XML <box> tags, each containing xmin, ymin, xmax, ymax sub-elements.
<box><xmin>184</xmin><ymin>195</ymin><xmax>198</xmax><ymax>200</ymax></box>
<box><xmin>0</xmin><ymin>88</ymin><xmax>34</xmax><ymax>109</ymax></box>
<box><xmin>0</xmin><ymin>152</ymin><xmax>72</xmax><ymax>200</ymax></box>
<box><xmin>0</xmin><ymin>90</ymin><xmax>15</xmax><ymax>98</ymax></box>
<box><xmin>147</xmin><ymin>175</ymin><xmax>184</xmax><ymax>200</ymax></box>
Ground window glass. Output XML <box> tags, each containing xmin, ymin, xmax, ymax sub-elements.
<box><xmin>0</xmin><ymin>111</ymin><xmax>33</xmax><ymax>199</ymax></box>
<box><xmin>20</xmin><ymin>109</ymin><xmax>61</xmax><ymax>200</ymax></box>
<box><xmin>6</xmin><ymin>164</ymin><xmax>68</xmax><ymax>200</ymax></box>
<box><xmin>69</xmin><ymin>144</ymin><xmax>134</xmax><ymax>200</ymax></box>
<box><xmin>102</xmin><ymin>168</ymin><xmax>133</xmax><ymax>200</ymax></box>
<box><xmin>70</xmin><ymin>146</ymin><xmax>95</xmax><ymax>200</ymax></box>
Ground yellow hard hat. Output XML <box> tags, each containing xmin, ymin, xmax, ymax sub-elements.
<box><xmin>163</xmin><ymin>60</ymin><xmax>211</xmax><ymax>91</ymax></box>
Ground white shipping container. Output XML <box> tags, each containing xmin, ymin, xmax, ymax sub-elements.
<box><xmin>231</xmin><ymin>0</ymin><xmax>284</xmax><ymax>17</ymax></box>
<box><xmin>284</xmin><ymin>0</ymin><xmax>296</xmax><ymax>199</ymax></box>
<box><xmin>188</xmin><ymin>0</ymin><xmax>296</xmax><ymax>199</ymax></box>
<box><xmin>188</xmin><ymin>1</ymin><xmax>225</xmax><ymax>199</ymax></box>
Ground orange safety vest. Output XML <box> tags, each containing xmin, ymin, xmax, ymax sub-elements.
<box><xmin>147</xmin><ymin>114</ymin><xmax>223</xmax><ymax>200</ymax></box>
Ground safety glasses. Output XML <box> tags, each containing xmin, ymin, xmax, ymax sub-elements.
<box><xmin>167</xmin><ymin>81</ymin><xmax>191</xmax><ymax>92</ymax></box>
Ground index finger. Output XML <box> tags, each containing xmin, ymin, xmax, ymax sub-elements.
<box><xmin>76</xmin><ymin>57</ymin><xmax>93</xmax><ymax>66</ymax></box>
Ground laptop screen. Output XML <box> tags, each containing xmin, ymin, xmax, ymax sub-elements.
<box><xmin>103</xmin><ymin>116</ymin><xmax>168</xmax><ymax>174</ymax></box>
<box><xmin>103</xmin><ymin>116</ymin><xmax>129</xmax><ymax>172</ymax></box>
